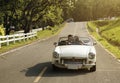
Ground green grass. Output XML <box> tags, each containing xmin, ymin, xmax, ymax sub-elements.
<box><xmin>0</xmin><ymin>24</ymin><xmax>65</xmax><ymax>54</ymax></box>
<box><xmin>87</xmin><ymin>21</ymin><xmax>120</xmax><ymax>59</ymax></box>
<box><xmin>37</xmin><ymin>25</ymin><xmax>61</xmax><ymax>39</ymax></box>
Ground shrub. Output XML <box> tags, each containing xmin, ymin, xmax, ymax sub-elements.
<box><xmin>0</xmin><ymin>24</ymin><xmax>5</xmax><ymax>36</ymax></box>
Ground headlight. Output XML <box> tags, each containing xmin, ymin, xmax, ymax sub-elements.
<box><xmin>88</xmin><ymin>52</ymin><xmax>95</xmax><ymax>59</ymax></box>
<box><xmin>53</xmin><ymin>52</ymin><xmax>59</xmax><ymax>58</ymax></box>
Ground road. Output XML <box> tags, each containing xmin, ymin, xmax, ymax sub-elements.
<box><xmin>0</xmin><ymin>22</ymin><xmax>120</xmax><ymax>83</ymax></box>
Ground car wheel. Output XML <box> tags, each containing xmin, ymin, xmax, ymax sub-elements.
<box><xmin>90</xmin><ymin>65</ymin><xmax>96</xmax><ymax>72</ymax></box>
<box><xmin>52</xmin><ymin>64</ymin><xmax>59</xmax><ymax>71</ymax></box>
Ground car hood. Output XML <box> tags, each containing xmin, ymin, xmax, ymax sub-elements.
<box><xmin>55</xmin><ymin>45</ymin><xmax>95</xmax><ymax>58</ymax></box>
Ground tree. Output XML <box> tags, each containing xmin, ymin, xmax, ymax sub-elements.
<box><xmin>71</xmin><ymin>0</ymin><xmax>120</xmax><ymax>21</ymax></box>
<box><xmin>0</xmin><ymin>0</ymin><xmax>65</xmax><ymax>33</ymax></box>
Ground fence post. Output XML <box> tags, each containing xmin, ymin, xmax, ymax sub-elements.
<box><xmin>7</xmin><ymin>35</ymin><xmax>9</xmax><ymax>46</ymax></box>
<box><xmin>13</xmin><ymin>34</ymin><xmax>15</xmax><ymax>44</ymax></box>
<box><xmin>29</xmin><ymin>33</ymin><xmax>32</xmax><ymax>39</ymax></box>
<box><xmin>27</xmin><ymin>33</ymin><xmax>29</xmax><ymax>40</ymax></box>
<box><xmin>0</xmin><ymin>31</ymin><xmax>38</xmax><ymax>48</ymax></box>
<box><xmin>19</xmin><ymin>34</ymin><xmax>21</xmax><ymax>42</ymax></box>
<box><xmin>35</xmin><ymin>32</ymin><xmax>37</xmax><ymax>38</ymax></box>
<box><xmin>23</xmin><ymin>34</ymin><xmax>25</xmax><ymax>42</ymax></box>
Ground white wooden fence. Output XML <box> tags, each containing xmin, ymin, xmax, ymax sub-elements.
<box><xmin>0</xmin><ymin>29</ymin><xmax>41</xmax><ymax>48</ymax></box>
<box><xmin>17</xmin><ymin>28</ymin><xmax>42</xmax><ymax>33</ymax></box>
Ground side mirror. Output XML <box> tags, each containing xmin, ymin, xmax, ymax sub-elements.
<box><xmin>53</xmin><ymin>42</ymin><xmax>57</xmax><ymax>46</ymax></box>
<box><xmin>93</xmin><ymin>42</ymin><xmax>97</xmax><ymax>45</ymax></box>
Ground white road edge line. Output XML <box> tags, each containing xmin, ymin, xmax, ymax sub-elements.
<box><xmin>34</xmin><ymin>67</ymin><xmax>47</xmax><ymax>83</ymax></box>
<box><xmin>85</xmin><ymin>23</ymin><xmax>120</xmax><ymax>62</ymax></box>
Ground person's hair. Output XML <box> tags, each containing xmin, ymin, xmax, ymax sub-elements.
<box><xmin>74</xmin><ymin>36</ymin><xmax>79</xmax><ymax>41</ymax></box>
<box><xmin>68</xmin><ymin>34</ymin><xmax>73</xmax><ymax>38</ymax></box>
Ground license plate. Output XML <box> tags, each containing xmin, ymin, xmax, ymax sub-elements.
<box><xmin>67</xmin><ymin>64</ymin><xmax>82</xmax><ymax>69</ymax></box>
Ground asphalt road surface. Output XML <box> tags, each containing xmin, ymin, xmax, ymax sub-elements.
<box><xmin>0</xmin><ymin>22</ymin><xmax>120</xmax><ymax>83</ymax></box>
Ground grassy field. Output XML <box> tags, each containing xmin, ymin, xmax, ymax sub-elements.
<box><xmin>0</xmin><ymin>24</ymin><xmax>65</xmax><ymax>54</ymax></box>
<box><xmin>87</xmin><ymin>20</ymin><xmax>120</xmax><ymax>59</ymax></box>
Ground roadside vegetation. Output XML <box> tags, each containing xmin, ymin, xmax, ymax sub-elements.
<box><xmin>0</xmin><ymin>0</ymin><xmax>73</xmax><ymax>34</ymax></box>
<box><xmin>0</xmin><ymin>24</ymin><xmax>64</xmax><ymax>54</ymax></box>
<box><xmin>0</xmin><ymin>0</ymin><xmax>72</xmax><ymax>54</ymax></box>
<box><xmin>0</xmin><ymin>24</ymin><xmax>5</xmax><ymax>36</ymax></box>
<box><xmin>87</xmin><ymin>20</ymin><xmax>120</xmax><ymax>59</ymax></box>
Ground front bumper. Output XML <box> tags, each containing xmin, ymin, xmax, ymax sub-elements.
<box><xmin>53</xmin><ymin>63</ymin><xmax>95</xmax><ymax>69</ymax></box>
<box><xmin>52</xmin><ymin>59</ymin><xmax>96</xmax><ymax>70</ymax></box>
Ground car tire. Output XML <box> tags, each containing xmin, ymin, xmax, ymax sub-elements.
<box><xmin>90</xmin><ymin>65</ymin><xmax>96</xmax><ymax>72</ymax></box>
<box><xmin>52</xmin><ymin>64</ymin><xmax>59</xmax><ymax>71</ymax></box>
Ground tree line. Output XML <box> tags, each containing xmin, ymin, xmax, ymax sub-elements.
<box><xmin>72</xmin><ymin>0</ymin><xmax>120</xmax><ymax>21</ymax></box>
<box><xmin>0</xmin><ymin>0</ymin><xmax>74</xmax><ymax>35</ymax></box>
<box><xmin>0</xmin><ymin>0</ymin><xmax>120</xmax><ymax>35</ymax></box>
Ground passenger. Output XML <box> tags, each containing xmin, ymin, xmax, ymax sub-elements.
<box><xmin>74</xmin><ymin>36</ymin><xmax>83</xmax><ymax>45</ymax></box>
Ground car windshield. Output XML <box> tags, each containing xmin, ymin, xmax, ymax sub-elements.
<box><xmin>58</xmin><ymin>37</ymin><xmax>93</xmax><ymax>46</ymax></box>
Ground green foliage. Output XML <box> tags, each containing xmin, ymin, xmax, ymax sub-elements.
<box><xmin>0</xmin><ymin>24</ymin><xmax>64</xmax><ymax>54</ymax></box>
<box><xmin>1</xmin><ymin>0</ymin><xmax>120</xmax><ymax>24</ymax></box>
<box><xmin>89</xmin><ymin>20</ymin><xmax>120</xmax><ymax>46</ymax></box>
<box><xmin>43</xmin><ymin>5</ymin><xmax>63</xmax><ymax>26</ymax></box>
<box><xmin>87</xmin><ymin>20</ymin><xmax>120</xmax><ymax>58</ymax></box>
<box><xmin>0</xmin><ymin>24</ymin><xmax>5</xmax><ymax>36</ymax></box>
<box><xmin>93</xmin><ymin>21</ymin><xmax>110</xmax><ymax>27</ymax></box>
<box><xmin>99</xmin><ymin>21</ymin><xmax>120</xmax><ymax>46</ymax></box>
<box><xmin>0</xmin><ymin>0</ymin><xmax>71</xmax><ymax>33</ymax></box>
<box><xmin>87</xmin><ymin>22</ymin><xmax>97</xmax><ymax>32</ymax></box>
<box><xmin>71</xmin><ymin>0</ymin><xmax>120</xmax><ymax>21</ymax></box>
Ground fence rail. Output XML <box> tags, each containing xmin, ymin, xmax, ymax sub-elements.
<box><xmin>0</xmin><ymin>31</ymin><xmax>38</xmax><ymax>48</ymax></box>
<box><xmin>17</xmin><ymin>28</ymin><xmax>42</xmax><ymax>33</ymax></box>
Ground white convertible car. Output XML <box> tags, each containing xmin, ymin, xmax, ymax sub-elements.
<box><xmin>52</xmin><ymin>36</ymin><xmax>96</xmax><ymax>72</ymax></box>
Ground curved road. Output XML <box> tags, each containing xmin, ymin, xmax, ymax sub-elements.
<box><xmin>0</xmin><ymin>22</ymin><xmax>120</xmax><ymax>83</ymax></box>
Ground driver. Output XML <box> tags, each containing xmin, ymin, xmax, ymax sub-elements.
<box><xmin>67</xmin><ymin>34</ymin><xmax>74</xmax><ymax>45</ymax></box>
<box><xmin>74</xmin><ymin>36</ymin><xmax>83</xmax><ymax>45</ymax></box>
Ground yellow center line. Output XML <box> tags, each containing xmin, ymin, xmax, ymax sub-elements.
<box><xmin>34</xmin><ymin>67</ymin><xmax>47</xmax><ymax>83</ymax></box>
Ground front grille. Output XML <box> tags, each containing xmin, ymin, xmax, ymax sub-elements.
<box><xmin>61</xmin><ymin>58</ymin><xmax>87</xmax><ymax>64</ymax></box>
